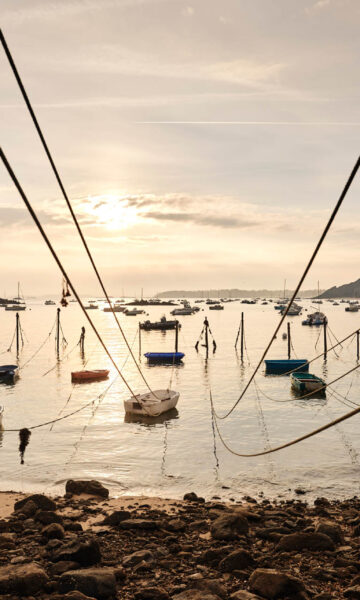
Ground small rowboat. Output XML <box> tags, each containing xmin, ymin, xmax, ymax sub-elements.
<box><xmin>124</xmin><ymin>389</ymin><xmax>179</xmax><ymax>416</ymax></box>
<box><xmin>0</xmin><ymin>365</ymin><xmax>19</xmax><ymax>382</ymax></box>
<box><xmin>144</xmin><ymin>352</ymin><xmax>184</xmax><ymax>363</ymax></box>
<box><xmin>290</xmin><ymin>372</ymin><xmax>326</xmax><ymax>394</ymax></box>
<box><xmin>71</xmin><ymin>369</ymin><xmax>109</xmax><ymax>383</ymax></box>
<box><xmin>265</xmin><ymin>359</ymin><xmax>309</xmax><ymax>375</ymax></box>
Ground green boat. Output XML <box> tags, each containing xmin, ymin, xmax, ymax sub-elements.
<box><xmin>290</xmin><ymin>372</ymin><xmax>326</xmax><ymax>394</ymax></box>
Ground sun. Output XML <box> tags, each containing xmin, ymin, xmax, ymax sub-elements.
<box><xmin>85</xmin><ymin>194</ymin><xmax>138</xmax><ymax>230</ymax></box>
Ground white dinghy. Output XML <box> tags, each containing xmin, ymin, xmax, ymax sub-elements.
<box><xmin>124</xmin><ymin>389</ymin><xmax>179</xmax><ymax>417</ymax></box>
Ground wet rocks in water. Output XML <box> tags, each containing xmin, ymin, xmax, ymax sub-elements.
<box><xmin>0</xmin><ymin>562</ymin><xmax>48</xmax><ymax>595</ymax></box>
<box><xmin>65</xmin><ymin>480</ymin><xmax>109</xmax><ymax>499</ymax></box>
<box><xmin>276</xmin><ymin>531</ymin><xmax>335</xmax><ymax>552</ymax></box>
<box><xmin>211</xmin><ymin>511</ymin><xmax>249</xmax><ymax>540</ymax></box>
<box><xmin>249</xmin><ymin>568</ymin><xmax>306</xmax><ymax>599</ymax></box>
<box><xmin>58</xmin><ymin>568</ymin><xmax>116</xmax><ymax>599</ymax></box>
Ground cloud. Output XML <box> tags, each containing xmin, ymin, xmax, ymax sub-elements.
<box><xmin>182</xmin><ymin>6</ymin><xmax>194</xmax><ymax>17</ymax></box>
<box><xmin>141</xmin><ymin>210</ymin><xmax>256</xmax><ymax>229</ymax></box>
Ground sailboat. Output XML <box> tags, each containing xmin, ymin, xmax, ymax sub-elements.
<box><xmin>313</xmin><ymin>280</ymin><xmax>323</xmax><ymax>304</ymax></box>
<box><xmin>5</xmin><ymin>282</ymin><xmax>26</xmax><ymax>311</ymax></box>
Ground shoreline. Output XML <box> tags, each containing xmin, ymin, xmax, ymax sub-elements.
<box><xmin>1</xmin><ymin>481</ymin><xmax>360</xmax><ymax>598</ymax></box>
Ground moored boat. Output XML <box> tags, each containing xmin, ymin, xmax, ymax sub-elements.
<box><xmin>290</xmin><ymin>372</ymin><xmax>326</xmax><ymax>394</ymax></box>
<box><xmin>124</xmin><ymin>308</ymin><xmax>145</xmax><ymax>316</ymax></box>
<box><xmin>0</xmin><ymin>365</ymin><xmax>19</xmax><ymax>382</ymax></box>
<box><xmin>85</xmin><ymin>303</ymin><xmax>98</xmax><ymax>310</ymax></box>
<box><xmin>71</xmin><ymin>369</ymin><xmax>109</xmax><ymax>383</ymax></box>
<box><xmin>170</xmin><ymin>307</ymin><xmax>194</xmax><ymax>315</ymax></box>
<box><xmin>45</xmin><ymin>300</ymin><xmax>56</xmax><ymax>305</ymax></box>
<box><xmin>124</xmin><ymin>389</ymin><xmax>179</xmax><ymax>416</ymax></box>
<box><xmin>103</xmin><ymin>306</ymin><xmax>125</xmax><ymax>312</ymax></box>
<box><xmin>265</xmin><ymin>359</ymin><xmax>309</xmax><ymax>375</ymax></box>
<box><xmin>209</xmin><ymin>304</ymin><xmax>224</xmax><ymax>310</ymax></box>
<box><xmin>140</xmin><ymin>316</ymin><xmax>181</xmax><ymax>331</ymax></box>
<box><xmin>144</xmin><ymin>352</ymin><xmax>185</xmax><ymax>363</ymax></box>
<box><xmin>302</xmin><ymin>311</ymin><xmax>326</xmax><ymax>326</ymax></box>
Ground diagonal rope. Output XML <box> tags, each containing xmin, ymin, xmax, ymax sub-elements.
<box><xmin>1</xmin><ymin>147</ymin><xmax>136</xmax><ymax>398</ymax></box>
<box><xmin>213</xmin><ymin>155</ymin><xmax>360</xmax><ymax>419</ymax></box>
<box><xmin>0</xmin><ymin>29</ymin><xmax>158</xmax><ymax>398</ymax></box>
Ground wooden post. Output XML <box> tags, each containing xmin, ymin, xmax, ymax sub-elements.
<box><xmin>240</xmin><ymin>312</ymin><xmax>244</xmax><ymax>361</ymax></box>
<box><xmin>175</xmin><ymin>321</ymin><xmax>179</xmax><ymax>353</ymax></box>
<box><xmin>139</xmin><ymin>323</ymin><xmax>142</xmax><ymax>359</ymax></box>
<box><xmin>204</xmin><ymin>317</ymin><xmax>209</xmax><ymax>353</ymax></box>
<box><xmin>56</xmin><ymin>308</ymin><xmax>60</xmax><ymax>355</ymax></box>
<box><xmin>323</xmin><ymin>317</ymin><xmax>328</xmax><ymax>360</ymax></box>
<box><xmin>79</xmin><ymin>326</ymin><xmax>85</xmax><ymax>353</ymax></box>
<box><xmin>16</xmin><ymin>312</ymin><xmax>20</xmax><ymax>355</ymax></box>
<box><xmin>287</xmin><ymin>322</ymin><xmax>291</xmax><ymax>359</ymax></box>
<box><xmin>357</xmin><ymin>329</ymin><xmax>359</xmax><ymax>361</ymax></box>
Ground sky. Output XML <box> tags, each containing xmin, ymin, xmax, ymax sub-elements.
<box><xmin>1</xmin><ymin>0</ymin><xmax>360</xmax><ymax>297</ymax></box>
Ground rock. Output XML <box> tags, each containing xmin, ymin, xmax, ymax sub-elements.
<box><xmin>59</xmin><ymin>568</ymin><xmax>116</xmax><ymax>600</ymax></box>
<box><xmin>276</xmin><ymin>532</ymin><xmax>335</xmax><ymax>552</ymax></box>
<box><xmin>64</xmin><ymin>520</ymin><xmax>83</xmax><ymax>532</ymax></box>
<box><xmin>101</xmin><ymin>510</ymin><xmax>130</xmax><ymax>525</ymax></box>
<box><xmin>122</xmin><ymin>549</ymin><xmax>154</xmax><ymax>567</ymax></box>
<box><xmin>0</xmin><ymin>562</ymin><xmax>48</xmax><ymax>595</ymax></box>
<box><xmin>19</xmin><ymin>500</ymin><xmax>38</xmax><ymax>518</ymax></box>
<box><xmin>65</xmin><ymin>480</ymin><xmax>109</xmax><ymax>499</ymax></box>
<box><xmin>315</xmin><ymin>521</ymin><xmax>343</xmax><ymax>545</ymax></box>
<box><xmin>345</xmin><ymin>587</ymin><xmax>360</xmax><ymax>599</ymax></box>
<box><xmin>42</xmin><ymin>523</ymin><xmax>65</xmax><ymax>539</ymax></box>
<box><xmin>199</xmin><ymin>546</ymin><xmax>232</xmax><ymax>566</ymax></box>
<box><xmin>51</xmin><ymin>561</ymin><xmax>81</xmax><ymax>576</ymax></box>
<box><xmin>134</xmin><ymin>587</ymin><xmax>170</xmax><ymax>599</ymax></box>
<box><xmin>119</xmin><ymin>518</ymin><xmax>158</xmax><ymax>530</ymax></box>
<box><xmin>193</xmin><ymin>579</ymin><xmax>226</xmax><ymax>599</ymax></box>
<box><xmin>164</xmin><ymin>518</ymin><xmax>186</xmax><ymax>532</ymax></box>
<box><xmin>231</xmin><ymin>592</ymin><xmax>263</xmax><ymax>600</ymax></box>
<box><xmin>172</xmin><ymin>592</ymin><xmax>221</xmax><ymax>600</ymax></box>
<box><xmin>249</xmin><ymin>568</ymin><xmax>306</xmax><ymax>599</ymax></box>
<box><xmin>183</xmin><ymin>492</ymin><xmax>205</xmax><ymax>503</ymax></box>
<box><xmin>15</xmin><ymin>494</ymin><xmax>57</xmax><ymax>512</ymax></box>
<box><xmin>50</xmin><ymin>537</ymin><xmax>101</xmax><ymax>566</ymax></box>
<box><xmin>0</xmin><ymin>533</ymin><xmax>16</xmax><ymax>549</ymax></box>
<box><xmin>54</xmin><ymin>592</ymin><xmax>97</xmax><ymax>600</ymax></box>
<box><xmin>219</xmin><ymin>549</ymin><xmax>254</xmax><ymax>572</ymax></box>
<box><xmin>211</xmin><ymin>512</ymin><xmax>249</xmax><ymax>540</ymax></box>
<box><xmin>35</xmin><ymin>510</ymin><xmax>63</xmax><ymax>525</ymax></box>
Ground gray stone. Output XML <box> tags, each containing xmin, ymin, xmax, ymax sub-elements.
<box><xmin>276</xmin><ymin>532</ymin><xmax>335</xmax><ymax>552</ymax></box>
<box><xmin>122</xmin><ymin>549</ymin><xmax>154</xmax><ymax>567</ymax></box>
<box><xmin>249</xmin><ymin>568</ymin><xmax>306</xmax><ymax>599</ymax></box>
<box><xmin>50</xmin><ymin>537</ymin><xmax>101</xmax><ymax>566</ymax></box>
<box><xmin>15</xmin><ymin>494</ymin><xmax>56</xmax><ymax>512</ymax></box>
<box><xmin>219</xmin><ymin>549</ymin><xmax>254</xmax><ymax>572</ymax></box>
<box><xmin>42</xmin><ymin>523</ymin><xmax>65</xmax><ymax>540</ymax></box>
<box><xmin>101</xmin><ymin>510</ymin><xmax>130</xmax><ymax>525</ymax></box>
<box><xmin>65</xmin><ymin>480</ymin><xmax>109</xmax><ymax>499</ymax></box>
<box><xmin>59</xmin><ymin>568</ymin><xmax>116</xmax><ymax>600</ymax></box>
<box><xmin>211</xmin><ymin>511</ymin><xmax>249</xmax><ymax>540</ymax></box>
<box><xmin>0</xmin><ymin>562</ymin><xmax>48</xmax><ymax>595</ymax></box>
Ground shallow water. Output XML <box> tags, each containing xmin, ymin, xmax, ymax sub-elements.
<box><xmin>1</xmin><ymin>298</ymin><xmax>360</xmax><ymax>501</ymax></box>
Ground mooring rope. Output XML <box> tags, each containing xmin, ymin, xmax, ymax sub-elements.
<box><xmin>20</xmin><ymin>318</ymin><xmax>57</xmax><ymax>370</ymax></box>
<box><xmin>0</xmin><ymin>29</ymin><xmax>159</xmax><ymax>400</ymax></box>
<box><xmin>210</xmin><ymin>390</ymin><xmax>360</xmax><ymax>457</ymax></box>
<box><xmin>211</xmin><ymin>155</ymin><xmax>360</xmax><ymax>420</ymax></box>
<box><xmin>1</xmin><ymin>147</ymin><xmax>137</xmax><ymax>398</ymax></box>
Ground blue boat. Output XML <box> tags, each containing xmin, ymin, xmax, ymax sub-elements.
<box><xmin>144</xmin><ymin>352</ymin><xmax>185</xmax><ymax>363</ymax></box>
<box><xmin>265</xmin><ymin>359</ymin><xmax>309</xmax><ymax>375</ymax></box>
<box><xmin>0</xmin><ymin>364</ymin><xmax>19</xmax><ymax>382</ymax></box>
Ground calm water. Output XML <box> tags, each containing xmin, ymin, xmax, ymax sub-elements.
<box><xmin>1</xmin><ymin>298</ymin><xmax>360</xmax><ymax>501</ymax></box>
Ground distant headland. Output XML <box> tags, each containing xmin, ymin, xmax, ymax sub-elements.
<box><xmin>319</xmin><ymin>278</ymin><xmax>360</xmax><ymax>299</ymax></box>
<box><xmin>156</xmin><ymin>288</ymin><xmax>323</xmax><ymax>299</ymax></box>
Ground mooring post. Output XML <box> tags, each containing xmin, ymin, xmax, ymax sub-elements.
<box><xmin>16</xmin><ymin>312</ymin><xmax>20</xmax><ymax>355</ymax></box>
<box><xmin>357</xmin><ymin>329</ymin><xmax>360</xmax><ymax>361</ymax></box>
<box><xmin>240</xmin><ymin>311</ymin><xmax>244</xmax><ymax>361</ymax></box>
<box><xmin>323</xmin><ymin>317</ymin><xmax>328</xmax><ymax>360</ymax></box>
<box><xmin>287</xmin><ymin>322</ymin><xmax>291</xmax><ymax>359</ymax></box>
<box><xmin>204</xmin><ymin>317</ymin><xmax>209</xmax><ymax>354</ymax></box>
<box><xmin>139</xmin><ymin>323</ymin><xmax>142</xmax><ymax>359</ymax></box>
<box><xmin>56</xmin><ymin>308</ymin><xmax>60</xmax><ymax>355</ymax></box>
<box><xmin>175</xmin><ymin>321</ymin><xmax>179</xmax><ymax>353</ymax></box>
<box><xmin>79</xmin><ymin>326</ymin><xmax>85</xmax><ymax>353</ymax></box>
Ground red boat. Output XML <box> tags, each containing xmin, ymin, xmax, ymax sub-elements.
<box><xmin>71</xmin><ymin>370</ymin><xmax>109</xmax><ymax>383</ymax></box>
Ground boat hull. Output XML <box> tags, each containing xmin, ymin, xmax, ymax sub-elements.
<box><xmin>144</xmin><ymin>352</ymin><xmax>184</xmax><ymax>363</ymax></box>
<box><xmin>71</xmin><ymin>370</ymin><xmax>109</xmax><ymax>383</ymax></box>
<box><xmin>124</xmin><ymin>389</ymin><xmax>179</xmax><ymax>416</ymax></box>
<box><xmin>265</xmin><ymin>359</ymin><xmax>309</xmax><ymax>375</ymax></box>
<box><xmin>291</xmin><ymin>373</ymin><xmax>326</xmax><ymax>394</ymax></box>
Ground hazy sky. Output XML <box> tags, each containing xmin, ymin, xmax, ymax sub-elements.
<box><xmin>1</xmin><ymin>0</ymin><xmax>359</xmax><ymax>296</ymax></box>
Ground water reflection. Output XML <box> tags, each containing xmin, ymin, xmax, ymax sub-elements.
<box><xmin>124</xmin><ymin>407</ymin><xmax>179</xmax><ymax>426</ymax></box>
